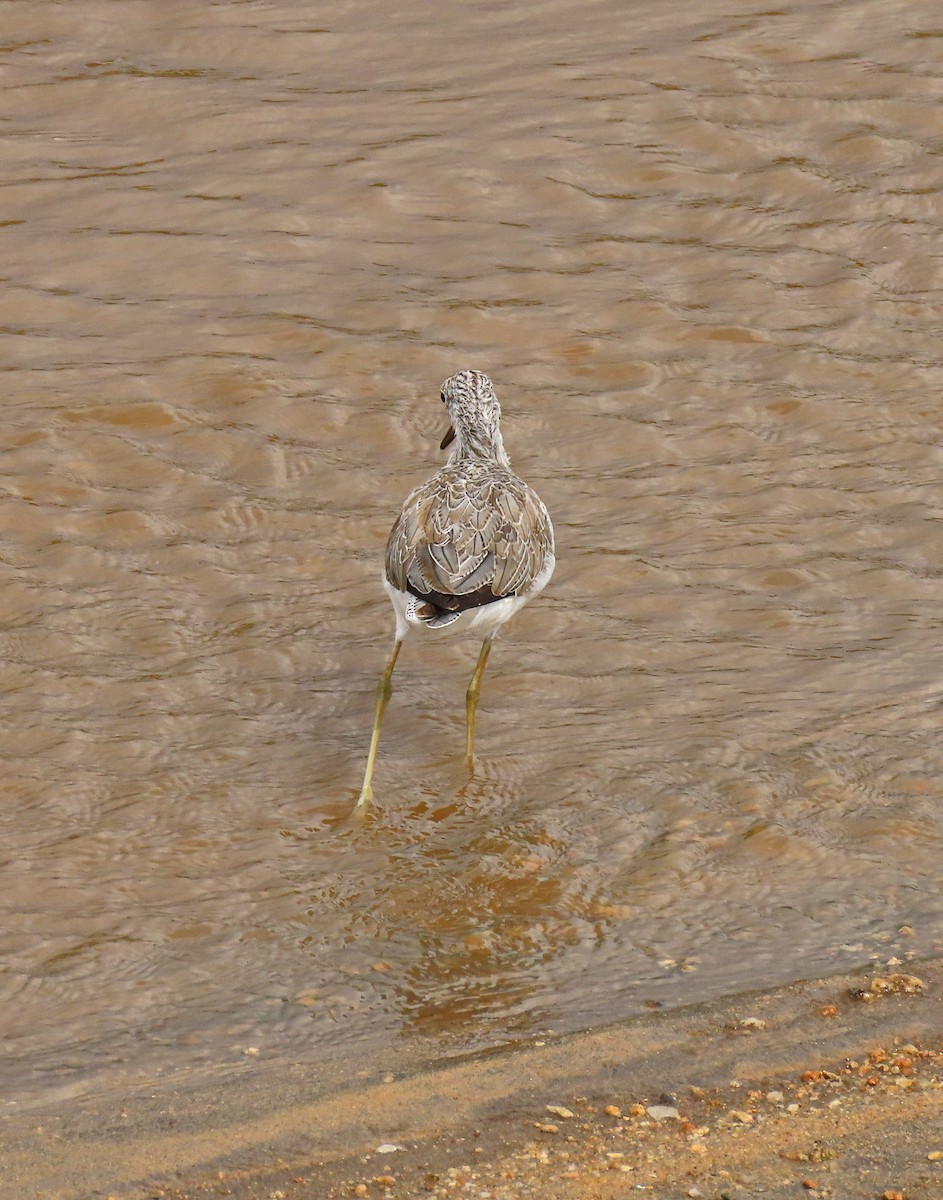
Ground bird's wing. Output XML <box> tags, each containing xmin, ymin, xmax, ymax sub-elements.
<box><xmin>384</xmin><ymin>468</ymin><xmax>553</xmax><ymax>606</ymax></box>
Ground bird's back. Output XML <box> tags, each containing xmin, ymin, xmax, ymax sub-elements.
<box><xmin>385</xmin><ymin>460</ymin><xmax>554</xmax><ymax>618</ymax></box>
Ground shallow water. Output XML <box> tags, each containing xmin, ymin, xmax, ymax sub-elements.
<box><xmin>4</xmin><ymin>0</ymin><xmax>943</xmax><ymax>1107</ymax></box>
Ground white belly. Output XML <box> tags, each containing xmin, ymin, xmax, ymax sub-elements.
<box><xmin>383</xmin><ymin>551</ymin><xmax>554</xmax><ymax>641</ymax></box>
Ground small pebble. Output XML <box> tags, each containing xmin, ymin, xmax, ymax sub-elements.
<box><xmin>739</xmin><ymin>1017</ymin><xmax>766</xmax><ymax>1029</ymax></box>
<box><xmin>728</xmin><ymin>1110</ymin><xmax>753</xmax><ymax>1124</ymax></box>
<box><xmin>819</xmin><ymin>1005</ymin><xmax>838</xmax><ymax>1018</ymax></box>
<box><xmin>765</xmin><ymin>1091</ymin><xmax>784</xmax><ymax>1104</ymax></box>
<box><xmin>376</xmin><ymin>1144</ymin><xmax>402</xmax><ymax>1154</ymax></box>
<box><xmin>882</xmin><ymin>1192</ymin><xmax>905</xmax><ymax>1200</ymax></box>
<box><xmin>802</xmin><ymin>1181</ymin><xmax>818</xmax><ymax>1191</ymax></box>
<box><xmin>928</xmin><ymin>1150</ymin><xmax>943</xmax><ymax>1161</ymax></box>
<box><xmin>604</xmin><ymin>1105</ymin><xmax>621</xmax><ymax>1117</ymax></box>
<box><xmin>646</xmin><ymin>1105</ymin><xmax>679</xmax><ymax>1121</ymax></box>
<box><xmin>546</xmin><ymin>1105</ymin><xmax>575</xmax><ymax>1119</ymax></box>
<box><xmin>353</xmin><ymin>1187</ymin><xmax>368</xmax><ymax>1197</ymax></box>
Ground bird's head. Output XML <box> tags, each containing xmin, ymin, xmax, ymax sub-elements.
<box><xmin>438</xmin><ymin>369</ymin><xmax>507</xmax><ymax>463</ymax></box>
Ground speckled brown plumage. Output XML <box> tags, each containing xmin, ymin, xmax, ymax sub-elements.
<box><xmin>385</xmin><ymin>460</ymin><xmax>554</xmax><ymax>619</ymax></box>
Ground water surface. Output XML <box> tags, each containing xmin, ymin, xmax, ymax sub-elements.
<box><xmin>3</xmin><ymin>0</ymin><xmax>943</xmax><ymax>1107</ymax></box>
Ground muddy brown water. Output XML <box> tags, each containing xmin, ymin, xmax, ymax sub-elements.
<box><xmin>3</xmin><ymin>0</ymin><xmax>943</xmax><ymax>1114</ymax></box>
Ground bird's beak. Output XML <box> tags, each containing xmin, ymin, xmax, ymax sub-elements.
<box><xmin>439</xmin><ymin>425</ymin><xmax>455</xmax><ymax>450</ymax></box>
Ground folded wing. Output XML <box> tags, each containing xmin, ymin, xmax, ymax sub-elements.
<box><xmin>385</xmin><ymin>467</ymin><xmax>553</xmax><ymax>614</ymax></box>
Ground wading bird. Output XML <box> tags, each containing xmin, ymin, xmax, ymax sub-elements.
<box><xmin>357</xmin><ymin>369</ymin><xmax>555</xmax><ymax>807</ymax></box>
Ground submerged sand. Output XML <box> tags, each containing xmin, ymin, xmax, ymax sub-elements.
<box><xmin>4</xmin><ymin>957</ymin><xmax>942</xmax><ymax>1200</ymax></box>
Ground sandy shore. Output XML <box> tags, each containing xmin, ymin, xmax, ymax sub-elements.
<box><xmin>4</xmin><ymin>957</ymin><xmax>942</xmax><ymax>1200</ymax></box>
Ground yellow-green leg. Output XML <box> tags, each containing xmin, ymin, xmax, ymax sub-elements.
<box><xmin>356</xmin><ymin>638</ymin><xmax>402</xmax><ymax>808</ymax></box>
<box><xmin>465</xmin><ymin>637</ymin><xmax>493</xmax><ymax>770</ymax></box>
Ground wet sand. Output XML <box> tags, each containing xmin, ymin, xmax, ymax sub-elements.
<box><xmin>5</xmin><ymin>956</ymin><xmax>941</xmax><ymax>1200</ymax></box>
